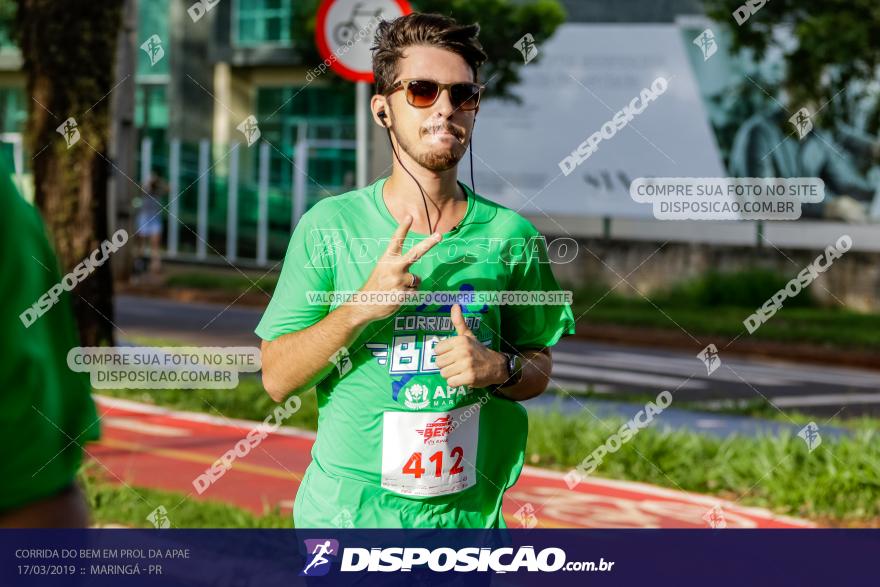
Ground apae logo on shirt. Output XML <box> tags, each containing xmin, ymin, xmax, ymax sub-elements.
<box><xmin>404</xmin><ymin>383</ymin><xmax>430</xmax><ymax>409</ymax></box>
<box><xmin>399</xmin><ymin>380</ymin><xmax>474</xmax><ymax>410</ymax></box>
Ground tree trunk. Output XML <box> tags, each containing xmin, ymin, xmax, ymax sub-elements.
<box><xmin>17</xmin><ymin>0</ymin><xmax>124</xmax><ymax>346</ymax></box>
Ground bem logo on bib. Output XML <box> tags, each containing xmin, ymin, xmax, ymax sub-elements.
<box><xmin>416</xmin><ymin>416</ymin><xmax>452</xmax><ymax>444</ymax></box>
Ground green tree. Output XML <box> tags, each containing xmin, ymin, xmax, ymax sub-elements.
<box><xmin>701</xmin><ymin>0</ymin><xmax>880</xmax><ymax>133</ymax></box>
<box><xmin>292</xmin><ymin>0</ymin><xmax>567</xmax><ymax>101</ymax></box>
<box><xmin>16</xmin><ymin>0</ymin><xmax>124</xmax><ymax>346</ymax></box>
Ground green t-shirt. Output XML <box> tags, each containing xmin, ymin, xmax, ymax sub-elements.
<box><xmin>255</xmin><ymin>176</ymin><xmax>575</xmax><ymax>528</ymax></box>
<box><xmin>0</xmin><ymin>163</ymin><xmax>100</xmax><ymax>512</ymax></box>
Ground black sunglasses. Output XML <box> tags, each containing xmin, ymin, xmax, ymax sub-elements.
<box><xmin>385</xmin><ymin>79</ymin><xmax>483</xmax><ymax>111</ymax></box>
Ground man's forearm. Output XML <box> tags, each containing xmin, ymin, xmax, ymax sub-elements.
<box><xmin>493</xmin><ymin>349</ymin><xmax>552</xmax><ymax>402</ymax></box>
<box><xmin>261</xmin><ymin>304</ymin><xmax>372</xmax><ymax>401</ymax></box>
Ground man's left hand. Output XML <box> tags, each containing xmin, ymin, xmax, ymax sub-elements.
<box><xmin>434</xmin><ymin>304</ymin><xmax>507</xmax><ymax>389</ymax></box>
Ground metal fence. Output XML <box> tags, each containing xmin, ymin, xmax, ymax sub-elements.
<box><xmin>137</xmin><ymin>127</ymin><xmax>356</xmax><ymax>268</ymax></box>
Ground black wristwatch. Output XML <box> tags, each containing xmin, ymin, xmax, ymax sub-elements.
<box><xmin>498</xmin><ymin>352</ymin><xmax>523</xmax><ymax>388</ymax></box>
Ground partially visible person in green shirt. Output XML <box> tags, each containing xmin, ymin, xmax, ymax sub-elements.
<box><xmin>0</xmin><ymin>159</ymin><xmax>100</xmax><ymax>526</ymax></box>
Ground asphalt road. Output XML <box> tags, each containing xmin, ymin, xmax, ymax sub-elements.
<box><xmin>114</xmin><ymin>295</ymin><xmax>879</xmax><ymax>427</ymax></box>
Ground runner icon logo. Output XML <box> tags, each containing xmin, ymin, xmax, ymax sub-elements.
<box><xmin>301</xmin><ymin>539</ymin><xmax>339</xmax><ymax>577</ymax></box>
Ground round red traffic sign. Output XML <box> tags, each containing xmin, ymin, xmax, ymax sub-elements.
<box><xmin>315</xmin><ymin>0</ymin><xmax>413</xmax><ymax>83</ymax></box>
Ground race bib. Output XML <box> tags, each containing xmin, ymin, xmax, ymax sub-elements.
<box><xmin>380</xmin><ymin>403</ymin><xmax>480</xmax><ymax>497</ymax></box>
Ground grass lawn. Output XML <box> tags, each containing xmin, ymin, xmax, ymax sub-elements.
<box><xmin>94</xmin><ymin>378</ymin><xmax>880</xmax><ymax>527</ymax></box>
<box><xmin>526</xmin><ymin>405</ymin><xmax>880</xmax><ymax>526</ymax></box>
<box><xmin>79</xmin><ymin>463</ymin><xmax>289</xmax><ymax>528</ymax></box>
<box><xmin>572</xmin><ymin>297</ymin><xmax>880</xmax><ymax>350</ymax></box>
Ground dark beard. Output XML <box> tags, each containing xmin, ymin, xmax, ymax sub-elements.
<box><xmin>414</xmin><ymin>147</ymin><xmax>465</xmax><ymax>171</ymax></box>
<box><xmin>397</xmin><ymin>130</ymin><xmax>468</xmax><ymax>172</ymax></box>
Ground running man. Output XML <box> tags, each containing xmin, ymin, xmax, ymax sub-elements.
<box><xmin>257</xmin><ymin>12</ymin><xmax>575</xmax><ymax>528</ymax></box>
<box><xmin>302</xmin><ymin>540</ymin><xmax>335</xmax><ymax>575</ymax></box>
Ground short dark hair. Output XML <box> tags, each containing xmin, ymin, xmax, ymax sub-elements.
<box><xmin>371</xmin><ymin>12</ymin><xmax>487</xmax><ymax>95</ymax></box>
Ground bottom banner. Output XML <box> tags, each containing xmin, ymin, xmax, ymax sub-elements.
<box><xmin>1</xmin><ymin>529</ymin><xmax>876</xmax><ymax>585</ymax></box>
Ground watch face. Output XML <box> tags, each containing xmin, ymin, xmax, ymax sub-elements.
<box><xmin>511</xmin><ymin>354</ymin><xmax>523</xmax><ymax>383</ymax></box>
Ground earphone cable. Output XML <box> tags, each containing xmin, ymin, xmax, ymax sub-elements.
<box><xmin>384</xmin><ymin>123</ymin><xmax>440</xmax><ymax>234</ymax></box>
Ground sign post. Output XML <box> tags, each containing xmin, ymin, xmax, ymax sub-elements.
<box><xmin>315</xmin><ymin>0</ymin><xmax>413</xmax><ymax>188</ymax></box>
